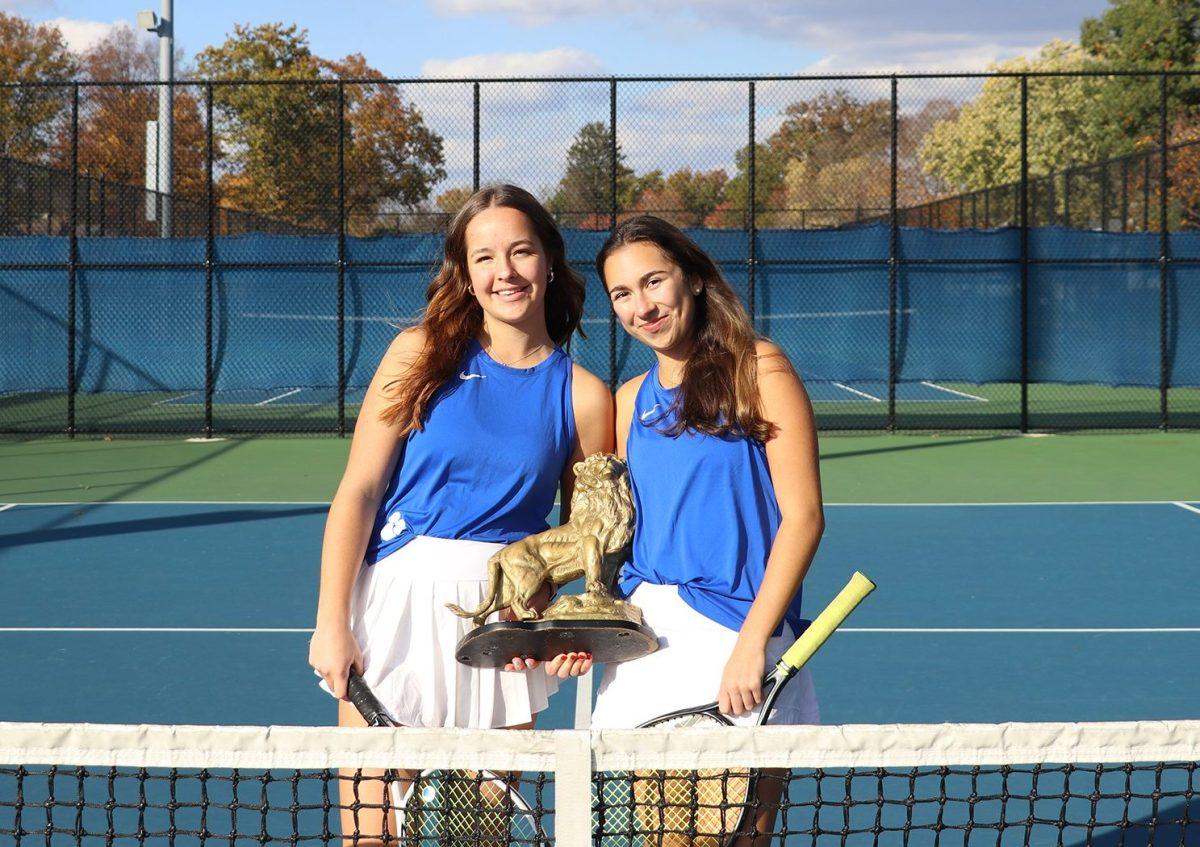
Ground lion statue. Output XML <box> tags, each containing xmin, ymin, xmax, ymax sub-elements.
<box><xmin>446</xmin><ymin>452</ymin><xmax>636</xmax><ymax>627</ymax></box>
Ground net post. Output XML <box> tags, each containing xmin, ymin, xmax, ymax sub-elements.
<box><xmin>1159</xmin><ymin>72</ymin><xmax>1170</xmax><ymax>431</ymax></box>
<box><xmin>1019</xmin><ymin>74</ymin><xmax>1030</xmax><ymax>434</ymax></box>
<box><xmin>204</xmin><ymin>82</ymin><xmax>215</xmax><ymax>438</ymax></box>
<box><xmin>888</xmin><ymin>75</ymin><xmax>899</xmax><ymax>432</ymax></box>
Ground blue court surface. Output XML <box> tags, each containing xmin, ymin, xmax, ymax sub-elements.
<box><xmin>2</xmin><ymin>500</ymin><xmax>1197</xmax><ymax>728</ymax></box>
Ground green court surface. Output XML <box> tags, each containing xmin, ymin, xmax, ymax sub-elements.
<box><xmin>2</xmin><ymin>432</ymin><xmax>1198</xmax><ymax>504</ymax></box>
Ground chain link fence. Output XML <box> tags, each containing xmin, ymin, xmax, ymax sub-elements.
<box><xmin>2</xmin><ymin>73</ymin><xmax>1198</xmax><ymax>435</ymax></box>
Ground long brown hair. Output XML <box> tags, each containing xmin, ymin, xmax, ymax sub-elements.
<box><xmin>597</xmin><ymin>215</ymin><xmax>775</xmax><ymax>442</ymax></box>
<box><xmin>381</xmin><ymin>185</ymin><xmax>585</xmax><ymax>433</ymax></box>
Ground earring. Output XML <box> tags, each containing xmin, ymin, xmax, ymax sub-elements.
<box><xmin>548</xmin><ymin>268</ymin><xmax>555</xmax><ymax>284</ymax></box>
<box><xmin>693</xmin><ymin>287</ymin><xmax>702</xmax><ymax>295</ymax></box>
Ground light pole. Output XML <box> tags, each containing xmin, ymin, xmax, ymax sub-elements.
<box><xmin>138</xmin><ymin>0</ymin><xmax>172</xmax><ymax>237</ymax></box>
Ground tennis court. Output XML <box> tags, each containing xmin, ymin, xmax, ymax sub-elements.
<box><xmin>2</xmin><ymin>434</ymin><xmax>1199</xmax><ymax>844</ymax></box>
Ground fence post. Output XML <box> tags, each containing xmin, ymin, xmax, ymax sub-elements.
<box><xmin>473</xmin><ymin>82</ymin><xmax>481</xmax><ymax>192</ymax></box>
<box><xmin>1159</xmin><ymin>72</ymin><xmax>1170</xmax><ymax>430</ymax></box>
<box><xmin>1019</xmin><ymin>75</ymin><xmax>1030</xmax><ymax>433</ymax></box>
<box><xmin>608</xmin><ymin>78</ymin><xmax>618</xmax><ymax>391</ymax></box>
<box><xmin>887</xmin><ymin>76</ymin><xmax>898</xmax><ymax>432</ymax></box>
<box><xmin>337</xmin><ymin>81</ymin><xmax>348</xmax><ymax>437</ymax></box>
<box><xmin>67</xmin><ymin>84</ymin><xmax>79</xmax><ymax>437</ymax></box>
<box><xmin>748</xmin><ymin>81</ymin><xmax>756</xmax><ymax>323</ymax></box>
<box><xmin>204</xmin><ymin>82</ymin><xmax>215</xmax><ymax>438</ymax></box>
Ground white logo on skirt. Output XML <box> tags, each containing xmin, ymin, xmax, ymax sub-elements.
<box><xmin>380</xmin><ymin>511</ymin><xmax>407</xmax><ymax>541</ymax></box>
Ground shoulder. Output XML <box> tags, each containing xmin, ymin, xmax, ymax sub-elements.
<box><xmin>615</xmin><ymin>372</ymin><xmax>650</xmax><ymax>408</ymax></box>
<box><xmin>754</xmin><ymin>339</ymin><xmax>799</xmax><ymax>382</ymax></box>
<box><xmin>571</xmin><ymin>362</ymin><xmax>610</xmax><ymax>399</ymax></box>
<box><xmin>383</xmin><ymin>326</ymin><xmax>427</xmax><ymax>366</ymax></box>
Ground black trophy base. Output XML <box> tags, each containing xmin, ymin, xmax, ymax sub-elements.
<box><xmin>455</xmin><ymin>619</ymin><xmax>658</xmax><ymax>668</ymax></box>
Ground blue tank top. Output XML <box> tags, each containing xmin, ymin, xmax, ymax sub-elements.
<box><xmin>618</xmin><ymin>362</ymin><xmax>802</xmax><ymax>636</ymax></box>
<box><xmin>364</xmin><ymin>340</ymin><xmax>576</xmax><ymax>564</ymax></box>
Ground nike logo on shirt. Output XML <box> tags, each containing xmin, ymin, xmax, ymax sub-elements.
<box><xmin>640</xmin><ymin>404</ymin><xmax>662</xmax><ymax>422</ymax></box>
<box><xmin>459</xmin><ymin>372</ymin><xmax>486</xmax><ymax>380</ymax></box>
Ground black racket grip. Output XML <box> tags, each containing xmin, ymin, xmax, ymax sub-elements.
<box><xmin>347</xmin><ymin>672</ymin><xmax>394</xmax><ymax>727</ymax></box>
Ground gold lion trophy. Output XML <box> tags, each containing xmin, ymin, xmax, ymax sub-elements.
<box><xmin>447</xmin><ymin>453</ymin><xmax>658</xmax><ymax>668</ymax></box>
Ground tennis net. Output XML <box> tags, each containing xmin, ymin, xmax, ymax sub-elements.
<box><xmin>1</xmin><ymin>721</ymin><xmax>1197</xmax><ymax>846</ymax></box>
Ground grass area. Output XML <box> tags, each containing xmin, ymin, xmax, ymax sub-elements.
<box><xmin>5</xmin><ymin>383</ymin><xmax>1199</xmax><ymax>435</ymax></box>
<box><xmin>2</xmin><ymin>432</ymin><xmax>1198</xmax><ymax>504</ymax></box>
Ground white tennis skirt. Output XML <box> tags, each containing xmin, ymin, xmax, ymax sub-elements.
<box><xmin>590</xmin><ymin>581</ymin><xmax>820</xmax><ymax>729</ymax></box>
<box><xmin>318</xmin><ymin>535</ymin><xmax>559</xmax><ymax>729</ymax></box>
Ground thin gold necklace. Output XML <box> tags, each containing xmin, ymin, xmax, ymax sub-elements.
<box><xmin>486</xmin><ymin>343</ymin><xmax>546</xmax><ymax>367</ymax></box>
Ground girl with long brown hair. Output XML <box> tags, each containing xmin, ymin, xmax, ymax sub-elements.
<box><xmin>590</xmin><ymin>214</ymin><xmax>824</xmax><ymax>838</ymax></box>
<box><xmin>308</xmin><ymin>185</ymin><xmax>612</xmax><ymax>843</ymax></box>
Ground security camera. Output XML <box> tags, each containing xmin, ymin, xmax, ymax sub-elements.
<box><xmin>137</xmin><ymin>10</ymin><xmax>159</xmax><ymax>32</ymax></box>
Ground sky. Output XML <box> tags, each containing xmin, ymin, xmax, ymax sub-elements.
<box><xmin>5</xmin><ymin>0</ymin><xmax>1111</xmax><ymax>77</ymax></box>
<box><xmin>1</xmin><ymin>0</ymin><xmax>1117</xmax><ymax>197</ymax></box>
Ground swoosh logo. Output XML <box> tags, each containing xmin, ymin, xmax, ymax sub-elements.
<box><xmin>640</xmin><ymin>403</ymin><xmax>662</xmax><ymax>422</ymax></box>
<box><xmin>459</xmin><ymin>372</ymin><xmax>486</xmax><ymax>380</ymax></box>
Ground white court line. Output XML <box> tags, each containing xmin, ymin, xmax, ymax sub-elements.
<box><xmin>919</xmin><ymin>381</ymin><xmax>989</xmax><ymax>402</ymax></box>
<box><xmin>151</xmin><ymin>391</ymin><xmax>194</xmax><ymax>407</ymax></box>
<box><xmin>0</xmin><ymin>504</ymin><xmax>15</xmax><ymax>513</ymax></box>
<box><xmin>3</xmin><ymin>626</ymin><xmax>1197</xmax><ymax>634</ymax></box>
<box><xmin>240</xmin><ymin>312</ymin><xmax>417</xmax><ymax>325</ymax></box>
<box><xmin>255</xmin><ymin>388</ymin><xmax>302</xmax><ymax>406</ymax></box>
<box><xmin>832</xmin><ymin>382</ymin><xmax>882</xmax><ymax>402</ymax></box>
<box><xmin>1174</xmin><ymin>501</ymin><xmax>1200</xmax><ymax>516</ymax></box>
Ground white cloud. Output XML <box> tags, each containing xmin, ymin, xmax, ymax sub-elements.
<box><xmin>431</xmin><ymin>0</ymin><xmax>626</xmax><ymax>26</ymax></box>
<box><xmin>421</xmin><ymin>47</ymin><xmax>605</xmax><ymax>78</ymax></box>
<box><xmin>43</xmin><ymin>17</ymin><xmax>135</xmax><ymax>53</ymax></box>
<box><xmin>429</xmin><ymin>0</ymin><xmax>1104</xmax><ymax>72</ymax></box>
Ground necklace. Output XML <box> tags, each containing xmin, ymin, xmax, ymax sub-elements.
<box><xmin>486</xmin><ymin>343</ymin><xmax>546</xmax><ymax>367</ymax></box>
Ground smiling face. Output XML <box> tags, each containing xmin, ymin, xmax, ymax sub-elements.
<box><xmin>464</xmin><ymin>205</ymin><xmax>549</xmax><ymax>331</ymax></box>
<box><xmin>603</xmin><ymin>240</ymin><xmax>700</xmax><ymax>360</ymax></box>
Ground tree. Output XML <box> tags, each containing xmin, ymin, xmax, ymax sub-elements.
<box><xmin>0</xmin><ymin>13</ymin><xmax>77</xmax><ymax>161</ymax></box>
<box><xmin>549</xmin><ymin>121</ymin><xmax>638</xmax><ymax>227</ymax></box>
<box><xmin>1081</xmin><ymin>0</ymin><xmax>1200</xmax><ymax>144</ymax></box>
<box><xmin>919</xmin><ymin>41</ymin><xmax>1118</xmax><ymax>192</ymax></box>
<box><xmin>50</xmin><ymin>25</ymin><xmax>207</xmax><ymax>198</ymax></box>
<box><xmin>629</xmin><ymin>168</ymin><xmax>729</xmax><ymax>227</ymax></box>
<box><xmin>196</xmin><ymin>23</ymin><xmax>444</xmax><ymax>232</ymax></box>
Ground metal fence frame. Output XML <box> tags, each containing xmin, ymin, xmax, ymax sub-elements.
<box><xmin>1</xmin><ymin>70</ymin><xmax>1197</xmax><ymax>436</ymax></box>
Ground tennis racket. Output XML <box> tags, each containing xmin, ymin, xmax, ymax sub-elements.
<box><xmin>594</xmin><ymin>571</ymin><xmax>876</xmax><ymax>847</ymax></box>
<box><xmin>347</xmin><ymin>672</ymin><xmax>549</xmax><ymax>846</ymax></box>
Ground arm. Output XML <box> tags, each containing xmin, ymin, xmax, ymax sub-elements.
<box><xmin>613</xmin><ymin>373</ymin><xmax>646</xmax><ymax>462</ymax></box>
<box><xmin>559</xmin><ymin>363</ymin><xmax>616</xmax><ymax>523</ymax></box>
<box><xmin>537</xmin><ymin>364</ymin><xmax>616</xmax><ymax>678</ymax></box>
<box><xmin>718</xmin><ymin>340</ymin><xmax>825</xmax><ymax>717</ymax></box>
<box><xmin>308</xmin><ymin>329</ymin><xmax>423</xmax><ymax>699</ymax></box>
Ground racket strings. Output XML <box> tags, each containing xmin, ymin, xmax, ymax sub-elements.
<box><xmin>402</xmin><ymin>770</ymin><xmax>543</xmax><ymax>845</ymax></box>
<box><xmin>598</xmin><ymin>713</ymin><xmax>752</xmax><ymax>847</ymax></box>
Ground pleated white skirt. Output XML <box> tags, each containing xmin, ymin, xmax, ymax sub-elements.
<box><xmin>320</xmin><ymin>535</ymin><xmax>559</xmax><ymax>728</ymax></box>
<box><xmin>590</xmin><ymin>581</ymin><xmax>819</xmax><ymax>729</ymax></box>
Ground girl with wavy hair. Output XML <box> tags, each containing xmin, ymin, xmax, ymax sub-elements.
<box><xmin>309</xmin><ymin>185</ymin><xmax>612</xmax><ymax>841</ymax></box>
<box><xmin>590</xmin><ymin>214</ymin><xmax>824</xmax><ymax>835</ymax></box>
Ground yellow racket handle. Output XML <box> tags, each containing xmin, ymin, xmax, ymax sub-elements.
<box><xmin>776</xmin><ymin>571</ymin><xmax>875</xmax><ymax>674</ymax></box>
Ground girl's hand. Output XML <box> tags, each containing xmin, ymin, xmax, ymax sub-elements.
<box><xmin>309</xmin><ymin>623</ymin><xmax>364</xmax><ymax>700</ymax></box>
<box><xmin>504</xmin><ymin>655</ymin><xmax>541</xmax><ymax>672</ymax></box>
<box><xmin>544</xmin><ymin>652</ymin><xmax>592</xmax><ymax>678</ymax></box>
<box><xmin>717</xmin><ymin>640</ymin><xmax>766</xmax><ymax>717</ymax></box>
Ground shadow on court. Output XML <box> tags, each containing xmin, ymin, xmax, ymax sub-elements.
<box><xmin>820</xmin><ymin>434</ymin><xmax>1016</xmax><ymax>461</ymax></box>
<box><xmin>0</xmin><ymin>505</ymin><xmax>327</xmax><ymax>548</ymax></box>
